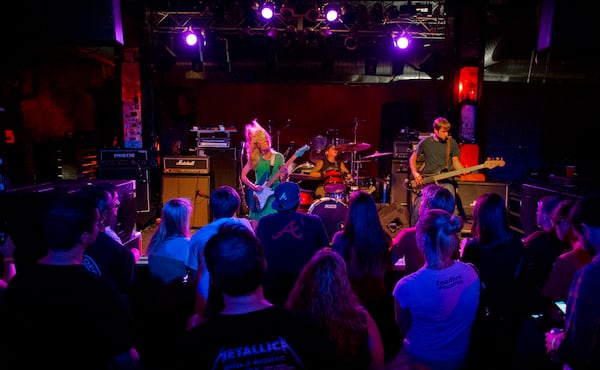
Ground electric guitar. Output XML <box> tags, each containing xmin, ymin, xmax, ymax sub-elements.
<box><xmin>246</xmin><ymin>145</ymin><xmax>310</xmax><ymax>212</ymax></box>
<box><xmin>405</xmin><ymin>158</ymin><xmax>506</xmax><ymax>192</ymax></box>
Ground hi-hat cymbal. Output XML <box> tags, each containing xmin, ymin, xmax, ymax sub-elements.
<box><xmin>362</xmin><ymin>151</ymin><xmax>393</xmax><ymax>159</ymax></box>
<box><xmin>337</xmin><ymin>142</ymin><xmax>370</xmax><ymax>152</ymax></box>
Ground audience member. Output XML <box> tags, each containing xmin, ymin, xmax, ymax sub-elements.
<box><xmin>286</xmin><ymin>248</ymin><xmax>385</xmax><ymax>370</ymax></box>
<box><xmin>460</xmin><ymin>192</ymin><xmax>524</xmax><ymax>370</ymax></box>
<box><xmin>174</xmin><ymin>223</ymin><xmax>340</xmax><ymax>370</ymax></box>
<box><xmin>545</xmin><ymin>193</ymin><xmax>600</xmax><ymax>369</ymax></box>
<box><xmin>96</xmin><ymin>181</ymin><xmax>141</xmax><ymax>262</ymax></box>
<box><xmin>389</xmin><ymin>209</ymin><xmax>479</xmax><ymax>370</ymax></box>
<box><xmin>143</xmin><ymin>197</ymin><xmax>197</xmax><ymax>370</ymax></box>
<box><xmin>0</xmin><ymin>234</ymin><xmax>17</xmax><ymax>303</ymax></box>
<box><xmin>390</xmin><ymin>184</ymin><xmax>455</xmax><ymax>273</ymax></box>
<box><xmin>517</xmin><ymin>195</ymin><xmax>569</xmax><ymax>315</ymax></box>
<box><xmin>78</xmin><ymin>185</ymin><xmax>136</xmax><ymax>298</ymax></box>
<box><xmin>0</xmin><ymin>192</ymin><xmax>141</xmax><ymax>370</ymax></box>
<box><xmin>330</xmin><ymin>190</ymin><xmax>398</xmax><ymax>361</ymax></box>
<box><xmin>146</xmin><ymin>197</ymin><xmax>197</xmax><ymax>285</ymax></box>
<box><xmin>256</xmin><ymin>181</ymin><xmax>330</xmax><ymax>306</ymax></box>
<box><xmin>188</xmin><ymin>185</ymin><xmax>254</xmax><ymax>324</ymax></box>
<box><xmin>542</xmin><ymin>200</ymin><xmax>591</xmax><ymax>303</ymax></box>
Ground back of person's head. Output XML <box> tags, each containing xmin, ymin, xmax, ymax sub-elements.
<box><xmin>537</xmin><ymin>195</ymin><xmax>561</xmax><ymax>231</ymax></box>
<box><xmin>210</xmin><ymin>185</ymin><xmax>241</xmax><ymax>219</ymax></box>
<box><xmin>148</xmin><ymin>197</ymin><xmax>192</xmax><ymax>251</ymax></box>
<box><xmin>550</xmin><ymin>199</ymin><xmax>575</xmax><ymax>227</ymax></box>
<box><xmin>43</xmin><ymin>193</ymin><xmax>98</xmax><ymax>251</ymax></box>
<box><xmin>433</xmin><ymin>117</ymin><xmax>451</xmax><ymax>130</ymax></box>
<box><xmin>204</xmin><ymin>223</ymin><xmax>266</xmax><ymax>297</ymax></box>
<box><xmin>271</xmin><ymin>182</ymin><xmax>300</xmax><ymax>212</ymax></box>
<box><xmin>285</xmin><ymin>248</ymin><xmax>364</xmax><ymax>356</ymax></box>
<box><xmin>416</xmin><ymin>209</ymin><xmax>463</xmax><ymax>268</ymax></box>
<box><xmin>420</xmin><ymin>184</ymin><xmax>455</xmax><ymax>214</ymax></box>
<box><xmin>569</xmin><ymin>193</ymin><xmax>600</xmax><ymax>255</ymax></box>
<box><xmin>550</xmin><ymin>199</ymin><xmax>576</xmax><ymax>243</ymax></box>
<box><xmin>343</xmin><ymin>190</ymin><xmax>390</xmax><ymax>272</ymax></box>
<box><xmin>287</xmin><ymin>247</ymin><xmax>359</xmax><ymax>312</ymax></box>
<box><xmin>78</xmin><ymin>185</ymin><xmax>112</xmax><ymax>215</ymax></box>
<box><xmin>471</xmin><ymin>192</ymin><xmax>511</xmax><ymax>245</ymax></box>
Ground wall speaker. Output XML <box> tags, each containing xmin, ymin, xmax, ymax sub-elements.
<box><xmin>98</xmin><ymin>166</ymin><xmax>151</xmax><ymax>213</ymax></box>
<box><xmin>390</xmin><ymin>160</ymin><xmax>410</xmax><ymax>206</ymax></box>
<box><xmin>200</xmin><ymin>148</ymin><xmax>240</xmax><ymax>190</ymax></box>
<box><xmin>456</xmin><ymin>181</ymin><xmax>509</xmax><ymax>219</ymax></box>
<box><xmin>162</xmin><ymin>175</ymin><xmax>210</xmax><ymax>228</ymax></box>
<box><xmin>378</xmin><ymin>203</ymin><xmax>410</xmax><ymax>239</ymax></box>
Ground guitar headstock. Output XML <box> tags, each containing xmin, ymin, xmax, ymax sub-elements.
<box><xmin>294</xmin><ymin>145</ymin><xmax>310</xmax><ymax>158</ymax></box>
<box><xmin>483</xmin><ymin>157</ymin><xmax>506</xmax><ymax>169</ymax></box>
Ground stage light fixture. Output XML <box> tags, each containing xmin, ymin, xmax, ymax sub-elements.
<box><xmin>305</xmin><ymin>6</ymin><xmax>320</xmax><ymax>22</ymax></box>
<box><xmin>280</xmin><ymin>4</ymin><xmax>294</xmax><ymax>21</ymax></box>
<box><xmin>260</xmin><ymin>1</ymin><xmax>275</xmax><ymax>20</ymax></box>
<box><xmin>184</xmin><ymin>29</ymin><xmax>198</xmax><ymax>46</ymax></box>
<box><xmin>323</xmin><ymin>3</ymin><xmax>339</xmax><ymax>22</ymax></box>
<box><xmin>393</xmin><ymin>33</ymin><xmax>410</xmax><ymax>49</ymax></box>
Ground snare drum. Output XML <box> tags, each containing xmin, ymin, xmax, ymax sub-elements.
<box><xmin>308</xmin><ymin>197</ymin><xmax>348</xmax><ymax>241</ymax></box>
<box><xmin>323</xmin><ymin>170</ymin><xmax>345</xmax><ymax>194</ymax></box>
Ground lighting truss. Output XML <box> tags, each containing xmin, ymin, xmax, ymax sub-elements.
<box><xmin>146</xmin><ymin>1</ymin><xmax>447</xmax><ymax>42</ymax></box>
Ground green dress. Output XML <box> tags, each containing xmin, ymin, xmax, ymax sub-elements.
<box><xmin>249</xmin><ymin>152</ymin><xmax>285</xmax><ymax>221</ymax></box>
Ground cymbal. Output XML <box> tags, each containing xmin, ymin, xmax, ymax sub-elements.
<box><xmin>337</xmin><ymin>142</ymin><xmax>370</xmax><ymax>152</ymax></box>
<box><xmin>289</xmin><ymin>173</ymin><xmax>319</xmax><ymax>181</ymax></box>
<box><xmin>362</xmin><ymin>151</ymin><xmax>393</xmax><ymax>159</ymax></box>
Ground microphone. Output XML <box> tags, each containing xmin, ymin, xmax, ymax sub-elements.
<box><xmin>240</xmin><ymin>142</ymin><xmax>245</xmax><ymax>155</ymax></box>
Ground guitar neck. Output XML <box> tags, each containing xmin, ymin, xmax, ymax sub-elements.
<box><xmin>264</xmin><ymin>154</ymin><xmax>297</xmax><ymax>188</ymax></box>
<box><xmin>425</xmin><ymin>164</ymin><xmax>487</xmax><ymax>184</ymax></box>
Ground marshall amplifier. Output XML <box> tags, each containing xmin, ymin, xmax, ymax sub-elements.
<box><xmin>163</xmin><ymin>156</ymin><xmax>210</xmax><ymax>175</ymax></box>
<box><xmin>99</xmin><ymin>149</ymin><xmax>148</xmax><ymax>166</ymax></box>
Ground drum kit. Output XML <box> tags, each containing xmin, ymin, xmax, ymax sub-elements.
<box><xmin>287</xmin><ymin>120</ymin><xmax>393</xmax><ymax>240</ymax></box>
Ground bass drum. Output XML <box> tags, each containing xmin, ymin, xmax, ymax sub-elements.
<box><xmin>308</xmin><ymin>197</ymin><xmax>348</xmax><ymax>241</ymax></box>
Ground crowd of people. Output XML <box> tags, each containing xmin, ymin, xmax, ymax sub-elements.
<box><xmin>0</xmin><ymin>117</ymin><xmax>599</xmax><ymax>370</ymax></box>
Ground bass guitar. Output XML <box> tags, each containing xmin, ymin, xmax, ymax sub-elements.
<box><xmin>246</xmin><ymin>145</ymin><xmax>310</xmax><ymax>212</ymax></box>
<box><xmin>405</xmin><ymin>158</ymin><xmax>506</xmax><ymax>192</ymax></box>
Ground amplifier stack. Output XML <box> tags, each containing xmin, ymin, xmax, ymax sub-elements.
<box><xmin>98</xmin><ymin>149</ymin><xmax>151</xmax><ymax>213</ymax></box>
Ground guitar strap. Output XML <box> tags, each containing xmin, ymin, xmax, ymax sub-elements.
<box><xmin>446</xmin><ymin>138</ymin><xmax>451</xmax><ymax>169</ymax></box>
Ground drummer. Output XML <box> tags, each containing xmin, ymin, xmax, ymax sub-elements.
<box><xmin>309</xmin><ymin>143</ymin><xmax>351</xmax><ymax>198</ymax></box>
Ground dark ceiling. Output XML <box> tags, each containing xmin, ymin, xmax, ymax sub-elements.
<box><xmin>1</xmin><ymin>0</ymin><xmax>597</xmax><ymax>84</ymax></box>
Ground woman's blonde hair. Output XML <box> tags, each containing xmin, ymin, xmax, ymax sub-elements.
<box><xmin>244</xmin><ymin>118</ymin><xmax>271</xmax><ymax>168</ymax></box>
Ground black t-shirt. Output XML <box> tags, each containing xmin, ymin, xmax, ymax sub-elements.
<box><xmin>1</xmin><ymin>263</ymin><xmax>136</xmax><ymax>369</ymax></box>
<box><xmin>175</xmin><ymin>305</ymin><xmax>340</xmax><ymax>370</ymax></box>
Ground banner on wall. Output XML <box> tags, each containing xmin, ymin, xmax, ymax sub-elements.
<box><xmin>122</xmin><ymin>57</ymin><xmax>143</xmax><ymax>149</ymax></box>
<box><xmin>123</xmin><ymin>99</ymin><xmax>142</xmax><ymax>148</ymax></box>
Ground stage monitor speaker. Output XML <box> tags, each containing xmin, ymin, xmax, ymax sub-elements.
<box><xmin>201</xmin><ymin>148</ymin><xmax>239</xmax><ymax>190</ymax></box>
<box><xmin>98</xmin><ymin>166</ymin><xmax>151</xmax><ymax>213</ymax></box>
<box><xmin>162</xmin><ymin>175</ymin><xmax>210</xmax><ymax>228</ymax></box>
<box><xmin>391</xmin><ymin>160</ymin><xmax>410</xmax><ymax>206</ymax></box>
<box><xmin>377</xmin><ymin>203</ymin><xmax>410</xmax><ymax>239</ymax></box>
<box><xmin>456</xmin><ymin>181</ymin><xmax>509</xmax><ymax>219</ymax></box>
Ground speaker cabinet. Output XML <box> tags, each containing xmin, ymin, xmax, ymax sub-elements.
<box><xmin>162</xmin><ymin>175</ymin><xmax>210</xmax><ymax>228</ymax></box>
<box><xmin>456</xmin><ymin>181</ymin><xmax>509</xmax><ymax>219</ymax></box>
<box><xmin>391</xmin><ymin>160</ymin><xmax>410</xmax><ymax>206</ymax></box>
<box><xmin>200</xmin><ymin>148</ymin><xmax>240</xmax><ymax>190</ymax></box>
<box><xmin>98</xmin><ymin>166</ymin><xmax>151</xmax><ymax>213</ymax></box>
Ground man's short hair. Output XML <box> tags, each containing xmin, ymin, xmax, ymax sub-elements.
<box><xmin>210</xmin><ymin>186</ymin><xmax>241</xmax><ymax>219</ymax></box>
<box><xmin>43</xmin><ymin>192</ymin><xmax>98</xmax><ymax>251</ymax></box>
<box><xmin>205</xmin><ymin>223</ymin><xmax>266</xmax><ymax>296</ymax></box>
